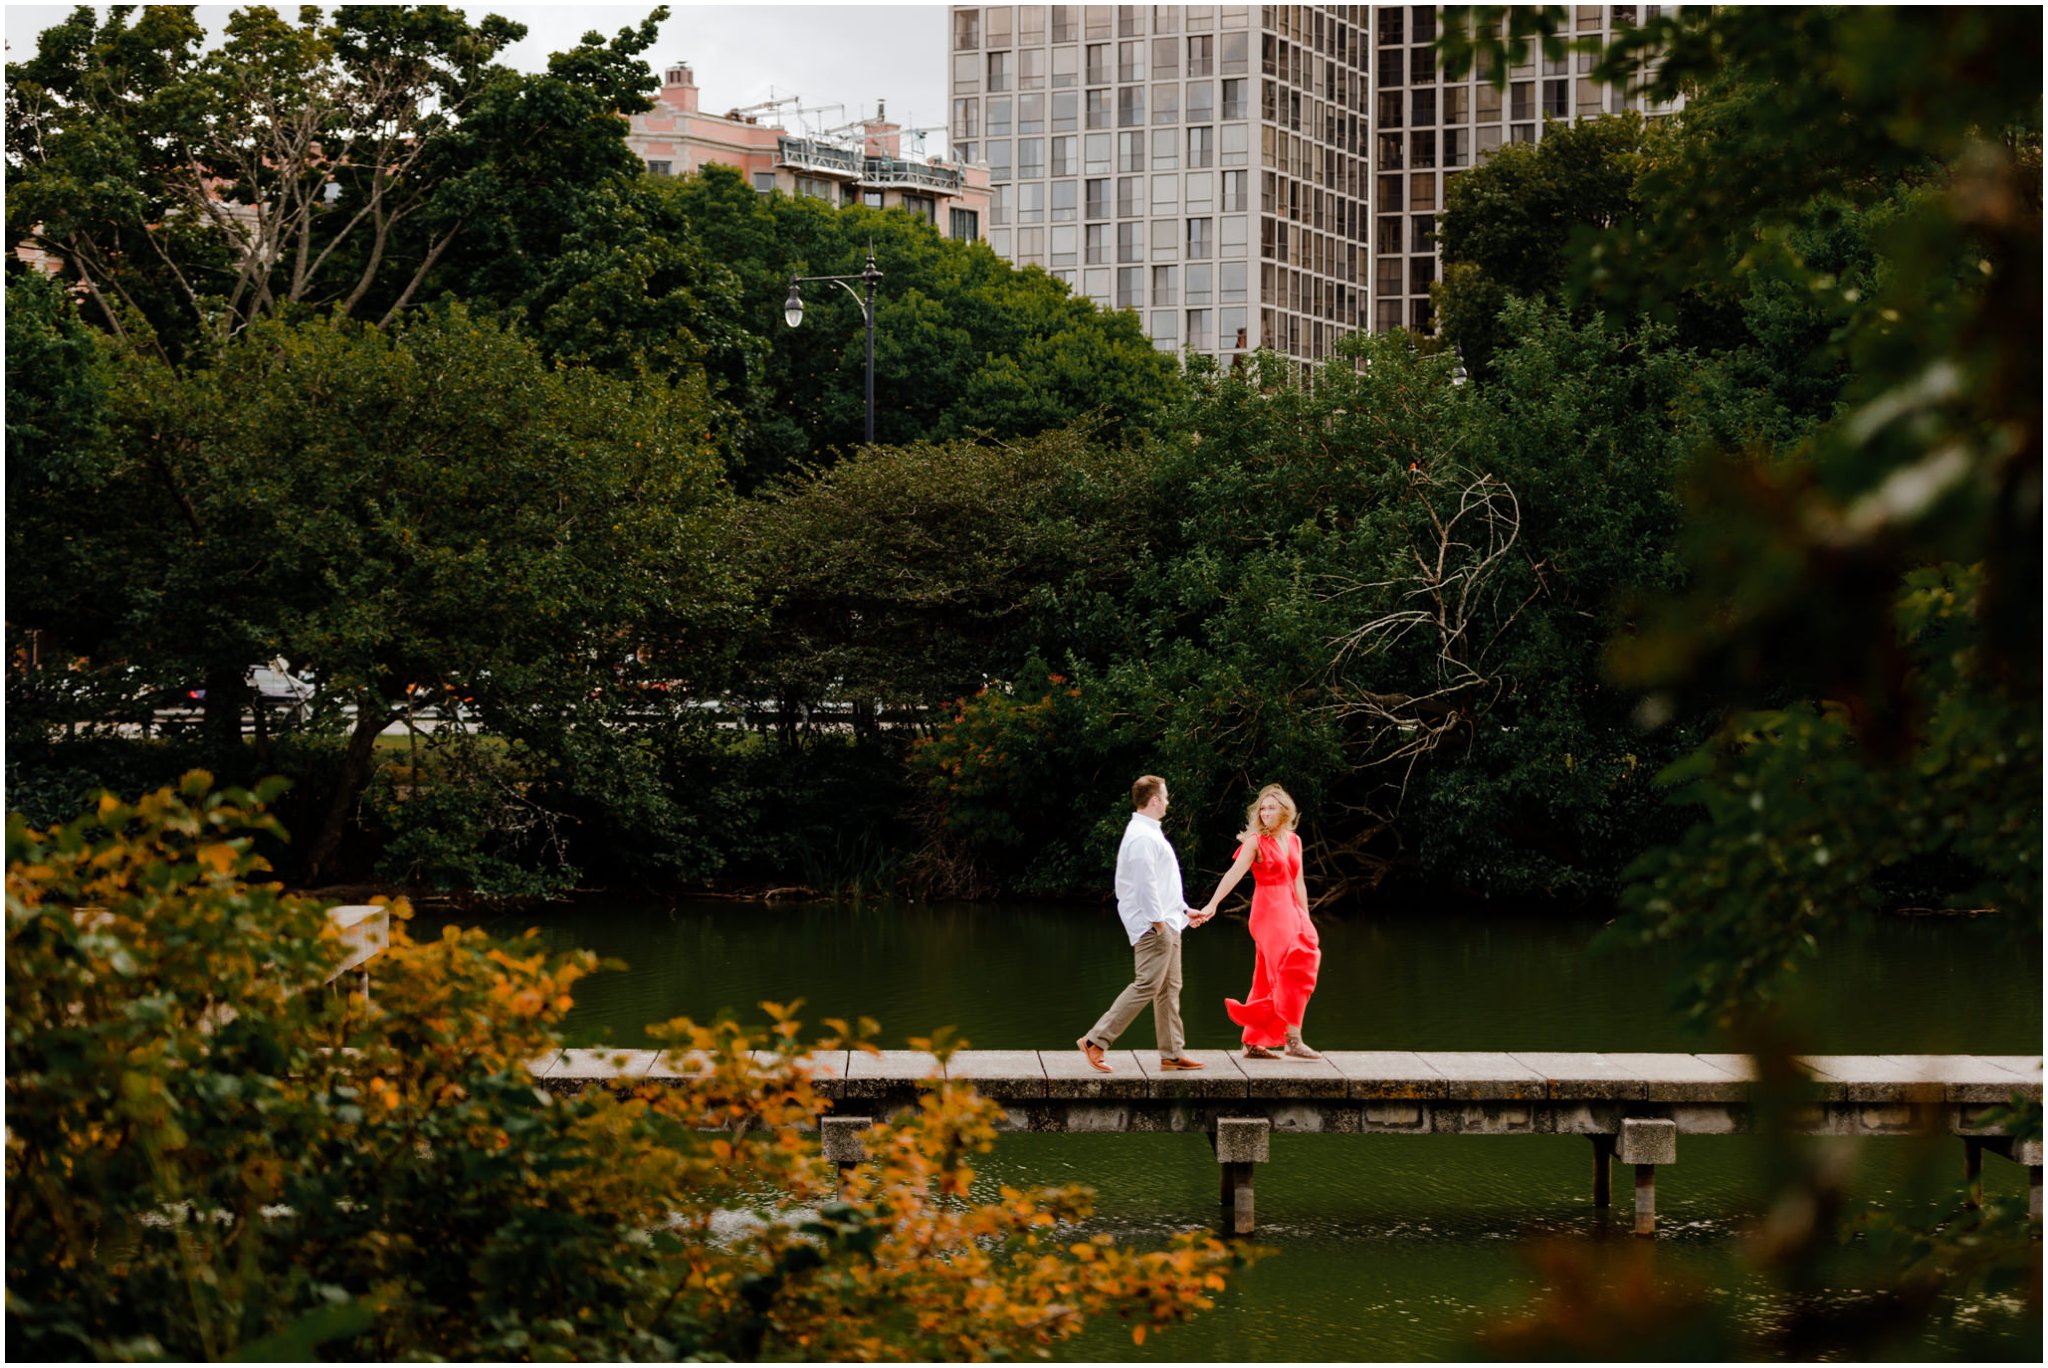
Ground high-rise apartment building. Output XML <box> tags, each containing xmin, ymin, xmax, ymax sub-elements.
<box><xmin>1371</xmin><ymin>5</ymin><xmax>1677</xmax><ymax>334</ymax></box>
<box><xmin>947</xmin><ymin>6</ymin><xmax>1676</xmax><ymax>366</ymax></box>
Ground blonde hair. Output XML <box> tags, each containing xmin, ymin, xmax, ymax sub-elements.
<box><xmin>1242</xmin><ymin>784</ymin><xmax>1300</xmax><ymax>844</ymax></box>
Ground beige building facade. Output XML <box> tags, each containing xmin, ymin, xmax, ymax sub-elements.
<box><xmin>629</xmin><ymin>62</ymin><xmax>991</xmax><ymax>244</ymax></box>
<box><xmin>947</xmin><ymin>5</ymin><xmax>1675</xmax><ymax>367</ymax></box>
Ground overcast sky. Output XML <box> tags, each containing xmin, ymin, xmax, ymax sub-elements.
<box><xmin>5</xmin><ymin>3</ymin><xmax>955</xmax><ymax>154</ymax></box>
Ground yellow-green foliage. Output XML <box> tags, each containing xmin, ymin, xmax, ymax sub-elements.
<box><xmin>6</xmin><ymin>774</ymin><xmax>1245</xmax><ymax>1360</ymax></box>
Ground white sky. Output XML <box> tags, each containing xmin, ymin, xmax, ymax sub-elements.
<box><xmin>5</xmin><ymin>3</ymin><xmax>955</xmax><ymax>154</ymax></box>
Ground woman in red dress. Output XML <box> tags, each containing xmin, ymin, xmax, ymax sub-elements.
<box><xmin>1197</xmin><ymin>784</ymin><xmax>1322</xmax><ymax>1059</ymax></box>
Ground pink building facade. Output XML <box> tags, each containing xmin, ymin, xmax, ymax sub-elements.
<box><xmin>627</xmin><ymin>63</ymin><xmax>990</xmax><ymax>243</ymax></box>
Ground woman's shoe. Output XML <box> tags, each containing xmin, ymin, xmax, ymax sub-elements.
<box><xmin>1283</xmin><ymin>1032</ymin><xmax>1321</xmax><ymax>1060</ymax></box>
<box><xmin>1242</xmin><ymin>1044</ymin><xmax>1281</xmax><ymax>1059</ymax></box>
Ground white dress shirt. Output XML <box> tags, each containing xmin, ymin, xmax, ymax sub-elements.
<box><xmin>1113</xmin><ymin>812</ymin><xmax>1190</xmax><ymax>946</ymax></box>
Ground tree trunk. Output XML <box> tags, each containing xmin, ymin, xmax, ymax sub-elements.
<box><xmin>202</xmin><ymin>664</ymin><xmax>245</xmax><ymax>760</ymax></box>
<box><xmin>302</xmin><ymin>699</ymin><xmax>395</xmax><ymax>886</ymax></box>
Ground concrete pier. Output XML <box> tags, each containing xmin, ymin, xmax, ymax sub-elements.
<box><xmin>529</xmin><ymin>1049</ymin><xmax>2043</xmax><ymax>1236</ymax></box>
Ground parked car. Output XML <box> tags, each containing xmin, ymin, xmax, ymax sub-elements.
<box><xmin>184</xmin><ymin>661</ymin><xmax>317</xmax><ymax>716</ymax></box>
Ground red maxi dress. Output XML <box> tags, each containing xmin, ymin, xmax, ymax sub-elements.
<box><xmin>1224</xmin><ymin>831</ymin><xmax>1322</xmax><ymax>1049</ymax></box>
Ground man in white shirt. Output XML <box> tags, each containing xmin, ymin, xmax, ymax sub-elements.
<box><xmin>1077</xmin><ymin>774</ymin><xmax>1213</xmax><ymax>1072</ymax></box>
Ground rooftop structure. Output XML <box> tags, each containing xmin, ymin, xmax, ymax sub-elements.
<box><xmin>630</xmin><ymin>62</ymin><xmax>991</xmax><ymax>243</ymax></box>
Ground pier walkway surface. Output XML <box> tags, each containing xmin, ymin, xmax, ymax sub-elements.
<box><xmin>529</xmin><ymin>1047</ymin><xmax>2044</xmax><ymax>1235</ymax></box>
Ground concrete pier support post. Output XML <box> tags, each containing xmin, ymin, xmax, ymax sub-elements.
<box><xmin>1618</xmin><ymin>1118</ymin><xmax>1677</xmax><ymax>1237</ymax></box>
<box><xmin>1589</xmin><ymin>1134</ymin><xmax>1617</xmax><ymax>1207</ymax></box>
<box><xmin>1964</xmin><ymin>1137</ymin><xmax>1984</xmax><ymax>1209</ymax></box>
<box><xmin>822</xmin><ymin>1115</ymin><xmax>873</xmax><ymax>1201</ymax></box>
<box><xmin>2019</xmin><ymin>1138</ymin><xmax>2044</xmax><ymax>1222</ymax></box>
<box><xmin>1215</xmin><ymin>1117</ymin><xmax>1271</xmax><ymax>1236</ymax></box>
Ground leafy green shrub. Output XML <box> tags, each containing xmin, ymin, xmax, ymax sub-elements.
<box><xmin>6</xmin><ymin>774</ymin><xmax>1246</xmax><ymax>1359</ymax></box>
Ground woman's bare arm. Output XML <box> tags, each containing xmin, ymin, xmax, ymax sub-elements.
<box><xmin>1199</xmin><ymin>835</ymin><xmax>1260</xmax><ymax>917</ymax></box>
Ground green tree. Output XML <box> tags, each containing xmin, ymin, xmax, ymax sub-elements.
<box><xmin>1435</xmin><ymin>112</ymin><xmax>1659</xmax><ymax>379</ymax></box>
<box><xmin>6</xmin><ymin>309</ymin><xmax>736</xmax><ymax>883</ymax></box>
<box><xmin>4</xmin><ymin>5</ymin><xmax>678</xmax><ymax>361</ymax></box>
<box><xmin>670</xmin><ymin>166</ymin><xmax>1183</xmax><ymax>486</ymax></box>
<box><xmin>6</xmin><ymin>775</ymin><xmax>1247</xmax><ymax>1360</ymax></box>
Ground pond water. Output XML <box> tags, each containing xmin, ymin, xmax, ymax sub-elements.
<box><xmin>474</xmin><ymin>895</ymin><xmax>2043</xmax><ymax>1361</ymax></box>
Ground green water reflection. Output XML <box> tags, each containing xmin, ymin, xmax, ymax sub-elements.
<box><xmin>471</xmin><ymin>897</ymin><xmax>2042</xmax><ymax>1360</ymax></box>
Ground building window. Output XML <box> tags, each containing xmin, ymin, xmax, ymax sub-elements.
<box><xmin>950</xmin><ymin>207</ymin><xmax>980</xmax><ymax>240</ymax></box>
<box><xmin>1151</xmin><ymin>171</ymin><xmax>1179</xmax><ymax>212</ymax></box>
<box><xmin>645</xmin><ymin>159</ymin><xmax>672</xmax><ymax>176</ymax></box>
<box><xmin>1019</xmin><ymin>93</ymin><xmax>1045</xmax><ymax>135</ymax></box>
<box><xmin>1221</xmin><ymin>77</ymin><xmax>1248</xmax><ymax>119</ymax></box>
<box><xmin>1221</xmin><ymin>169</ymin><xmax>1247</xmax><ymax>211</ymax></box>
<box><xmin>1051</xmin><ymin>224</ymin><xmax>1077</xmax><ymax>267</ymax></box>
<box><xmin>1150</xmin><ymin>310</ymin><xmax>1180</xmax><ymax>349</ymax></box>
<box><xmin>1444</xmin><ymin>128</ymin><xmax>1468</xmax><ymax>168</ymax></box>
<box><xmin>988</xmin><ymin>139</ymin><xmax>1012</xmax><ymax>180</ymax></box>
<box><xmin>1445</xmin><ymin>86</ymin><xmax>1469</xmax><ymax>123</ymax></box>
<box><xmin>1052</xmin><ymin>178</ymin><xmax>1078</xmax><ymax>221</ymax></box>
<box><xmin>1186</xmin><ymin>261</ymin><xmax>1213</xmax><ymax>303</ymax></box>
<box><xmin>1410</xmin><ymin>130</ymin><xmax>1435</xmax><ymax>169</ymax></box>
<box><xmin>1152</xmin><ymin>263</ymin><xmax>1179</xmax><ymax>305</ymax></box>
<box><xmin>1153</xmin><ymin>35</ymin><xmax>1180</xmax><ymax>77</ymax></box>
<box><xmin>1543</xmin><ymin>80</ymin><xmax>1568</xmax><ymax>118</ymax></box>
<box><xmin>1220</xmin><ymin>121</ymin><xmax>1248</xmax><ymax>166</ymax></box>
<box><xmin>1086</xmin><ymin>88</ymin><xmax>1112</xmax><ymax>128</ymax></box>
<box><xmin>1186</xmin><ymin>216</ymin><xmax>1212</xmax><ymax>258</ymax></box>
<box><xmin>1118</xmin><ymin>221</ymin><xmax>1143</xmax><ymax>261</ymax></box>
<box><xmin>1221</xmin><ymin>259</ymin><xmax>1247</xmax><ymax>303</ymax></box>
<box><xmin>1409</xmin><ymin>297</ymin><xmax>1433</xmax><ymax>333</ymax></box>
<box><xmin>1053</xmin><ymin>5</ymin><xmax>1080</xmax><ymax>42</ymax></box>
<box><xmin>988</xmin><ymin>51</ymin><xmax>1011</xmax><ymax>93</ymax></box>
<box><xmin>1151</xmin><ymin>127</ymin><xmax>1179</xmax><ymax>168</ymax></box>
<box><xmin>1085</xmin><ymin>222</ymin><xmax>1110</xmax><ymax>262</ymax></box>
<box><xmin>1084</xmin><ymin>131</ymin><xmax>1112</xmax><ymax>172</ymax></box>
<box><xmin>1117</xmin><ymin>175</ymin><xmax>1142</xmax><ymax>216</ymax></box>
<box><xmin>1118</xmin><ymin>86</ymin><xmax>1145</xmax><ymax>126</ymax></box>
<box><xmin>1187</xmin><ymin>307</ymin><xmax>1213</xmax><ymax>349</ymax></box>
<box><xmin>1119</xmin><ymin>39</ymin><xmax>1146</xmax><ymax>81</ymax></box>
<box><xmin>1051</xmin><ymin>135</ymin><xmax>1079</xmax><ymax>176</ymax></box>
<box><xmin>1052</xmin><ymin>44</ymin><xmax>1079</xmax><ymax>89</ymax></box>
<box><xmin>1411</xmin><ymin>87</ymin><xmax>1436</xmax><ymax>126</ymax></box>
<box><xmin>954</xmin><ymin>51</ymin><xmax>980</xmax><ymax>93</ymax></box>
<box><xmin>954</xmin><ymin>97</ymin><xmax>981</xmax><ymax>139</ymax></box>
<box><xmin>1409</xmin><ymin>256</ymin><xmax>1435</xmax><ymax>293</ymax></box>
<box><xmin>863</xmin><ymin>189</ymin><xmax>885</xmax><ymax>207</ymax></box>
<box><xmin>1189</xmin><ymin>34</ymin><xmax>1214</xmax><ymax>77</ymax></box>
<box><xmin>1510</xmin><ymin>81</ymin><xmax>1534</xmax><ymax>121</ymax></box>
<box><xmin>1377</xmin><ymin>131</ymin><xmax>1404</xmax><ymax>170</ymax></box>
<box><xmin>1018</xmin><ymin>137</ymin><xmax>1045</xmax><ymax>178</ymax></box>
<box><xmin>1151</xmin><ymin>217</ymin><xmax>1178</xmax><ymax>259</ymax></box>
<box><xmin>1187</xmin><ymin>80</ymin><xmax>1214</xmax><ymax>122</ymax></box>
<box><xmin>1410</xmin><ymin>214</ymin><xmax>1435</xmax><ymax>252</ymax></box>
<box><xmin>1153</xmin><ymin>82</ymin><xmax>1179</xmax><ymax>124</ymax></box>
<box><xmin>1019</xmin><ymin>180</ymin><xmax>1046</xmax><ymax>222</ymax></box>
<box><xmin>1086</xmin><ymin>42</ymin><xmax>1111</xmax><ymax>84</ymax></box>
<box><xmin>1220</xmin><ymin>30</ymin><xmax>1248</xmax><ymax>74</ymax></box>
<box><xmin>1187</xmin><ymin>124</ymin><xmax>1214</xmax><ymax>168</ymax></box>
<box><xmin>1085</xmin><ymin>177</ymin><xmax>1111</xmax><ymax>218</ymax></box>
<box><xmin>1185</xmin><ymin>168</ymin><xmax>1213</xmax><ymax>211</ymax></box>
<box><xmin>988</xmin><ymin>98</ymin><xmax>1012</xmax><ymax>136</ymax></box>
<box><xmin>1019</xmin><ymin>47</ymin><xmax>1046</xmax><ymax>89</ymax></box>
<box><xmin>1117</xmin><ymin>130</ymin><xmax>1145</xmax><ymax>171</ymax></box>
<box><xmin>795</xmin><ymin>174</ymin><xmax>836</xmax><ymax>201</ymax></box>
<box><xmin>955</xmin><ymin>8</ymin><xmax>979</xmax><ymax>50</ymax></box>
<box><xmin>1116</xmin><ymin>265</ymin><xmax>1143</xmax><ymax>308</ymax></box>
<box><xmin>753</xmin><ymin>172</ymin><xmax>777</xmax><ymax>192</ymax></box>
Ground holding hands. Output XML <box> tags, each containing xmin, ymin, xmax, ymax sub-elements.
<box><xmin>1186</xmin><ymin>904</ymin><xmax>1216</xmax><ymax>927</ymax></box>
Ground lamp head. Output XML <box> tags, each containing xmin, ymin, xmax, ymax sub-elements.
<box><xmin>783</xmin><ymin>281</ymin><xmax>804</xmax><ymax>328</ymax></box>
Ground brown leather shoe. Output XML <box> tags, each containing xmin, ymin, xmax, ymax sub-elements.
<box><xmin>1077</xmin><ymin>1037</ymin><xmax>1111</xmax><ymax>1073</ymax></box>
<box><xmin>1158</xmin><ymin>1056</ymin><xmax>1207</xmax><ymax>1070</ymax></box>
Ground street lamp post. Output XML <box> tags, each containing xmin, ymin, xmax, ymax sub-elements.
<box><xmin>783</xmin><ymin>246</ymin><xmax>883</xmax><ymax>446</ymax></box>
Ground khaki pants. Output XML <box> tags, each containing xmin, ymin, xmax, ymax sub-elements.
<box><xmin>1085</xmin><ymin>925</ymin><xmax>1184</xmax><ymax>1058</ymax></box>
